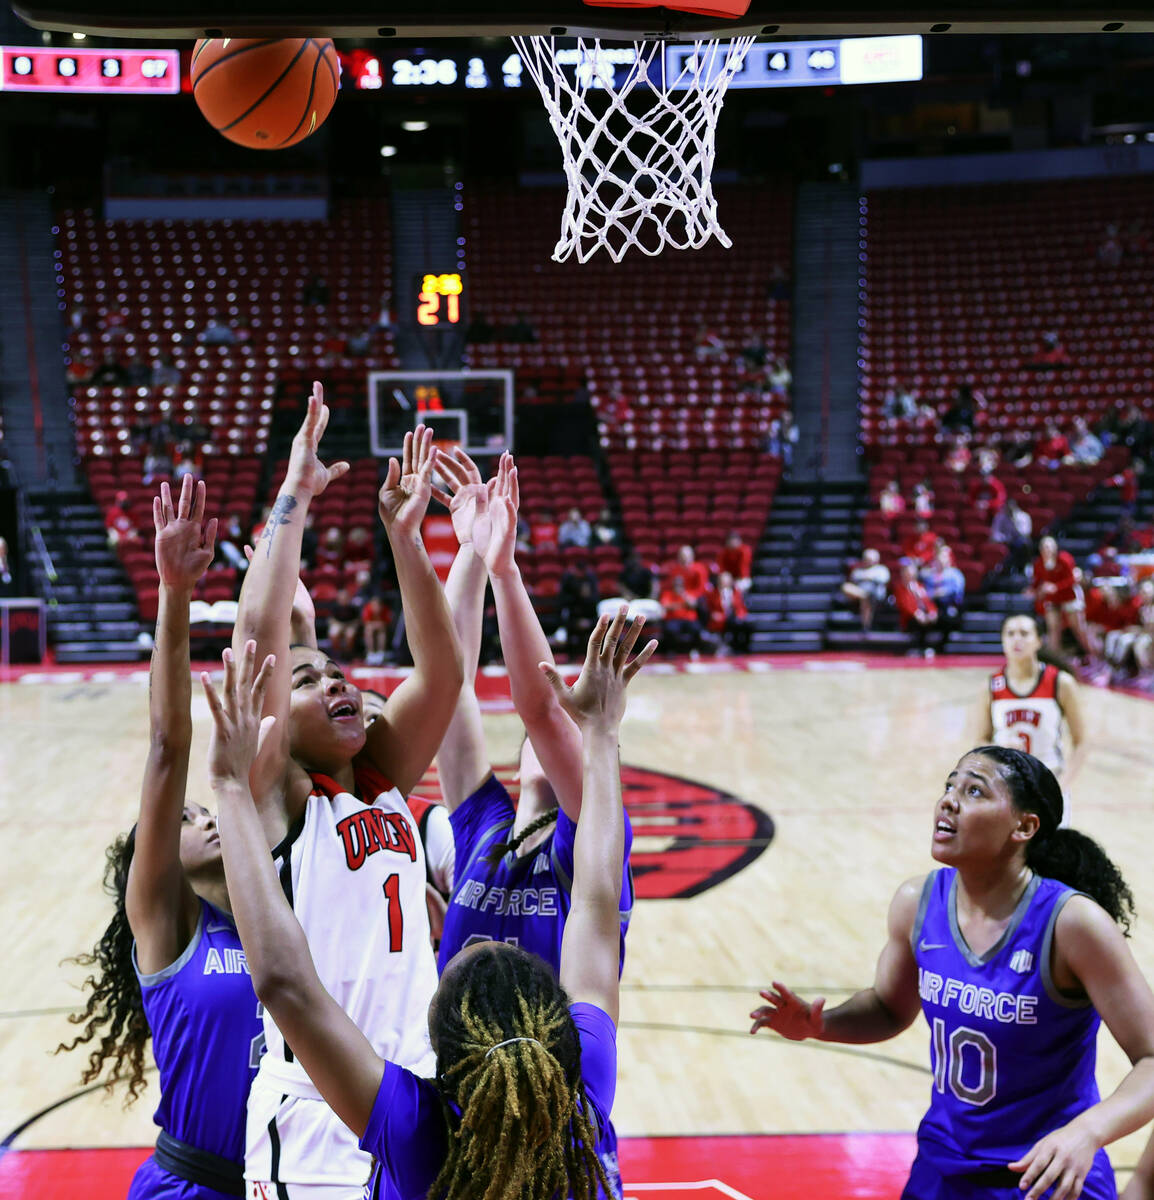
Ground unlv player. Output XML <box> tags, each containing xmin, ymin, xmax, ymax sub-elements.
<box><xmin>972</xmin><ymin>614</ymin><xmax>1086</xmax><ymax>797</ymax></box>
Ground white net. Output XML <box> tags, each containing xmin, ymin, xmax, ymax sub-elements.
<box><xmin>513</xmin><ymin>35</ymin><xmax>755</xmax><ymax>264</ymax></box>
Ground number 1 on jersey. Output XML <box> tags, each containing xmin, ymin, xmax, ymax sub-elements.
<box><xmin>382</xmin><ymin>874</ymin><xmax>403</xmax><ymax>952</ymax></box>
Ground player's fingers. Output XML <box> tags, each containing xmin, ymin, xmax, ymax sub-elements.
<box><xmin>436</xmin><ymin>452</ymin><xmax>468</xmax><ymax>488</ymax></box>
<box><xmin>200</xmin><ymin>672</ymin><xmax>226</xmax><ymax>723</ymax></box>
<box><xmin>237</xmin><ymin>637</ymin><xmax>258</xmax><ymax>692</ymax></box>
<box><xmin>161</xmin><ymin>480</ymin><xmax>174</xmax><ymax>523</ymax></box>
<box><xmin>453</xmin><ymin>446</ymin><xmax>482</xmax><ymax>482</ymax></box>
<box><xmin>221</xmin><ymin>646</ymin><xmax>237</xmax><ymax>716</ymax></box>
<box><xmin>152</xmin><ymin>495</ymin><xmax>163</xmax><ymax>535</ymax></box>
<box><xmin>316</xmin><ymin>404</ymin><xmax>330</xmax><ymax>442</ymax></box>
<box><xmin>251</xmin><ymin>651</ymin><xmax>277</xmax><ymax>710</ymax></box>
<box><xmin>538</xmin><ymin>661</ymin><xmax>569</xmax><ymax>706</ymax></box>
<box><xmin>509</xmin><ymin>465</ymin><xmax>520</xmax><ymax>511</ymax></box>
<box><xmin>401</xmin><ymin>430</ymin><xmax>413</xmax><ymax>476</ymax></box>
<box><xmin>623</xmin><ymin>638</ymin><xmax>659</xmax><ymax>682</ymax></box>
<box><xmin>1023</xmin><ymin>1157</ymin><xmax>1062</xmax><ymax>1200</ymax></box>
<box><xmin>203</xmin><ymin>517</ymin><xmax>218</xmax><ymax>553</ymax></box>
<box><xmin>419</xmin><ymin>445</ymin><xmax>438</xmax><ymax>481</ymax></box>
<box><xmin>382</xmin><ymin>458</ymin><xmax>400</xmax><ymax>495</ymax></box>
<box><xmin>191</xmin><ymin>476</ymin><xmax>207</xmax><ymax>523</ymax></box>
<box><xmin>586</xmin><ymin>611</ymin><xmax>612</xmax><ymax>661</ymax></box>
<box><xmin>614</xmin><ymin>614</ymin><xmax>646</xmax><ymax>668</ymax></box>
<box><xmin>177</xmin><ymin>472</ymin><xmax>194</xmax><ymax>519</ymax></box>
<box><xmin>430</xmin><ymin>485</ymin><xmax>454</xmax><ymax>511</ymax></box>
<box><xmin>329</xmin><ymin>460</ymin><xmax>350</xmax><ymax>484</ymax></box>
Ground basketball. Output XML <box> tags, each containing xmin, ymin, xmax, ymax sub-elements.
<box><xmin>191</xmin><ymin>37</ymin><xmax>339</xmax><ymax>150</ymax></box>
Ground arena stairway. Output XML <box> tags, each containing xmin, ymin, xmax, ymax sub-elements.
<box><xmin>748</xmin><ymin>479</ymin><xmax>867</xmax><ymax>653</ymax></box>
<box><xmin>25</xmin><ymin>489</ymin><xmax>145</xmax><ymax>663</ymax></box>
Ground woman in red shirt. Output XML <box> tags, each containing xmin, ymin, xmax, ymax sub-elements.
<box><xmin>893</xmin><ymin>560</ymin><xmax>940</xmax><ymax>657</ymax></box>
<box><xmin>1031</xmin><ymin>535</ymin><xmax>1096</xmax><ymax>659</ymax></box>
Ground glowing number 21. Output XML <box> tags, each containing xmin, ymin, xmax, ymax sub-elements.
<box><xmin>417</xmin><ymin>292</ymin><xmax>460</xmax><ymax>326</ymax></box>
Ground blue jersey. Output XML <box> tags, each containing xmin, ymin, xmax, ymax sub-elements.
<box><xmin>360</xmin><ymin>1002</ymin><xmax>618</xmax><ymax>1200</ymax></box>
<box><xmin>911</xmin><ymin>869</ymin><xmax>1111</xmax><ymax>1189</ymax></box>
<box><xmin>131</xmin><ymin>898</ymin><xmax>262</xmax><ymax>1199</ymax></box>
<box><xmin>438</xmin><ymin>774</ymin><xmax>634</xmax><ymax>973</ymax></box>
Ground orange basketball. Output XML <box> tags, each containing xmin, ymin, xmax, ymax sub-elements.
<box><xmin>191</xmin><ymin>38</ymin><xmax>339</xmax><ymax>150</ymax></box>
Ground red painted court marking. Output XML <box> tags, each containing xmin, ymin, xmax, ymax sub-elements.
<box><xmin>0</xmin><ymin>1135</ymin><xmax>917</xmax><ymax>1200</ymax></box>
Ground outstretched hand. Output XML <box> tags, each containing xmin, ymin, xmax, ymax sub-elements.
<box><xmin>154</xmin><ymin>475</ymin><xmax>217</xmax><ymax>592</ymax></box>
<box><xmin>1008</xmin><ymin>1122</ymin><xmax>1100</xmax><ymax>1200</ymax></box>
<box><xmin>378</xmin><ymin>424</ymin><xmax>438</xmax><ymax>540</ymax></box>
<box><xmin>539</xmin><ymin>606</ymin><xmax>656</xmax><ymax>735</ymax></box>
<box><xmin>200</xmin><ymin>640</ymin><xmax>278</xmax><ymax>787</ymax></box>
<box><xmin>285</xmin><ymin>381</ymin><xmax>350</xmax><ymax>500</ymax></box>
<box><xmin>429</xmin><ymin>446</ymin><xmax>490</xmax><ymax>548</ymax></box>
<box><xmin>749</xmin><ymin>982</ymin><xmax>826</xmax><ymax>1040</ymax></box>
<box><xmin>480</xmin><ymin>451</ymin><xmax>520</xmax><ymax>577</ymax></box>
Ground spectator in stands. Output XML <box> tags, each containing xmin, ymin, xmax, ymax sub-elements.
<box><xmin>558</xmin><ymin>506</ymin><xmax>592</xmax><ymax>550</ymax></box>
<box><xmin>1035</xmin><ymin>421</ymin><xmax>1070</xmax><ymax>470</ymax></box>
<box><xmin>1086</xmin><ymin>579</ymin><xmax>1141</xmax><ymax>681</ymax></box>
<box><xmin>556</xmin><ymin>558</ymin><xmax>599</xmax><ymax>647</ymax></box>
<box><xmin>1030</xmin><ymin>535</ymin><xmax>1096</xmax><ymax>660</ymax></box>
<box><xmin>739</xmin><ymin>335</ymin><xmax>769</xmax><ymax>371</ymax></box>
<box><xmin>346</xmin><ymin>327</ymin><xmax>373</xmax><ymax>357</ymax></box>
<box><xmin>694</xmin><ymin>323</ymin><xmax>726</xmax><ymax>362</ymax></box>
<box><xmin>659</xmin><ymin>576</ymin><xmax>705</xmax><ymax>656</ymax></box>
<box><xmin>1002</xmin><ymin>432</ymin><xmax>1034</xmax><ymax>469</ymax></box>
<box><xmin>619</xmin><ymin>553</ymin><xmax>654</xmax><ymax>601</ymax></box>
<box><xmin>326</xmin><ymin>587</ymin><xmax>361</xmax><ymax>659</ymax></box>
<box><xmin>466</xmin><ymin>312</ymin><xmax>494</xmax><ymax>343</ymax></box>
<box><xmin>912</xmin><ymin>480</ymin><xmax>935</xmax><ymax>519</ymax></box>
<box><xmin>504</xmin><ymin>312</ymin><xmax>538</xmax><ymax>344</ymax></box>
<box><xmin>361</xmin><ymin>593</ymin><xmax>390</xmax><ymax>666</ymax></box>
<box><xmin>345</xmin><ymin>526</ymin><xmax>373</xmax><ymax>575</ymax></box>
<box><xmin>879</xmin><ymin>479</ymin><xmax>906</xmax><ymax>537</ymax></box>
<box><xmin>944</xmin><ymin>432</ymin><xmax>973</xmax><ymax>473</ymax></box>
<box><xmin>200</xmin><ymin>315</ymin><xmax>236</xmax><ymax>346</ymax></box>
<box><xmin>142</xmin><ymin>447</ymin><xmax>173</xmax><ymax>486</ymax></box>
<box><xmin>377</xmin><ymin>290</ymin><xmax>393</xmax><ymax>330</ymax></box>
<box><xmin>1068</xmin><ymin>416</ymin><xmax>1104</xmax><ymax>465</ymax></box>
<box><xmin>105</xmin><ymin>490</ymin><xmax>136</xmax><ymax>548</ymax></box>
<box><xmin>1097</xmin><ymin>222</ymin><xmax>1123</xmax><ymax>269</ymax></box>
<box><xmin>883</xmin><ymin>380</ymin><xmax>918</xmax><ymax>421</ymax></box>
<box><xmin>316</xmin><ymin>526</ymin><xmax>345</xmax><ymax>570</ymax></box>
<box><xmin>1029</xmin><ymin>329</ymin><xmax>1072</xmax><ymax>370</ymax></box>
<box><xmin>703</xmin><ymin>571</ymin><xmax>751</xmax><ymax>655</ymax></box>
<box><xmin>990</xmin><ymin>498</ymin><xmax>1033</xmax><ymax>570</ymax></box>
<box><xmin>718</xmin><ymin>531</ymin><xmax>753</xmax><ymax>592</ymax></box>
<box><xmin>666</xmin><ymin>544</ymin><xmax>709</xmax><ymax>601</ymax></box>
<box><xmin>967</xmin><ymin>471</ymin><xmax>1007</xmax><ymax>520</ymax></box>
<box><xmin>780</xmin><ymin>413</ymin><xmax>799</xmax><ymax>470</ymax></box>
<box><xmin>592</xmin><ymin>506</ymin><xmax>620</xmax><ymax>548</ymax></box>
<box><xmin>766</xmin><ymin>358</ymin><xmax>792</xmax><ymax>399</ymax></box>
<box><xmin>65</xmin><ymin>356</ymin><xmax>94</xmax><ymax>388</ymax></box>
<box><xmin>0</xmin><ymin>537</ymin><xmax>12</xmax><ymax>598</ymax></box>
<box><xmin>172</xmin><ymin>444</ymin><xmax>198</xmax><ymax>483</ymax></box>
<box><xmin>530</xmin><ymin>508</ymin><xmax>559</xmax><ymax>551</ymax></box>
<box><xmin>941</xmin><ymin>385</ymin><xmax>983</xmax><ymax>434</ymax></box>
<box><xmin>902</xmin><ymin>519</ymin><xmax>938</xmax><ymax>566</ymax></box>
<box><xmin>300</xmin><ymin>511</ymin><xmax>318</xmax><ymax>570</ymax></box>
<box><xmin>1117</xmin><ymin>403</ymin><xmax>1154</xmax><ymax>463</ymax></box>
<box><xmin>301</xmin><ymin>274</ymin><xmax>330</xmax><ymax>306</ymax></box>
<box><xmin>90</xmin><ymin>353</ymin><xmax>130</xmax><ymax>388</ymax></box>
<box><xmin>1105</xmin><ymin>465</ymin><xmax>1140</xmax><ymax>521</ymax></box>
<box><xmin>921</xmin><ymin>545</ymin><xmax>966</xmax><ymax>646</ymax></box>
<box><xmin>123</xmin><ymin>356</ymin><xmax>151</xmax><ymax>388</ymax></box>
<box><xmin>1132</xmin><ymin>579</ymin><xmax>1154</xmax><ymax>687</ymax></box>
<box><xmin>893</xmin><ymin>559</ymin><xmax>940</xmax><ymax>657</ymax></box>
<box><xmin>151</xmin><ymin>354</ymin><xmax>182</xmax><ymax>389</ymax></box>
<box><xmin>217</xmin><ymin>514</ymin><xmax>248</xmax><ymax>573</ymax></box>
<box><xmin>840</xmin><ymin>548</ymin><xmax>890</xmax><ymax>632</ymax></box>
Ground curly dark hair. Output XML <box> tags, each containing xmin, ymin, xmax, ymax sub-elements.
<box><xmin>55</xmin><ymin>827</ymin><xmax>152</xmax><ymax>1104</ymax></box>
<box><xmin>972</xmin><ymin>746</ymin><xmax>1135</xmax><ymax>933</ymax></box>
<box><xmin>428</xmin><ymin>943</ymin><xmax>607</xmax><ymax>1200</ymax></box>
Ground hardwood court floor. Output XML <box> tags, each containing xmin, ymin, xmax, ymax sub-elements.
<box><xmin>2</xmin><ymin>659</ymin><xmax>1154</xmax><ymax>1193</ymax></box>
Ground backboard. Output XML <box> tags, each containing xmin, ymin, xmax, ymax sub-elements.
<box><xmin>14</xmin><ymin>0</ymin><xmax>1153</xmax><ymax>37</ymax></box>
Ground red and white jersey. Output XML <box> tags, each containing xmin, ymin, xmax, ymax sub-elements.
<box><xmin>258</xmin><ymin>764</ymin><xmax>438</xmax><ymax>1100</ymax></box>
<box><xmin>989</xmin><ymin>663</ymin><xmax>1065</xmax><ymax>774</ymax></box>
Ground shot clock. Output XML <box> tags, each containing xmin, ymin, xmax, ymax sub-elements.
<box><xmin>416</xmin><ymin>272</ymin><xmax>464</xmax><ymax>328</ymax></box>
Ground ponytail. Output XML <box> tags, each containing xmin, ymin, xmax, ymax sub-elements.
<box><xmin>484</xmin><ymin>808</ymin><xmax>559</xmax><ymax>868</ymax></box>
<box><xmin>972</xmin><ymin>746</ymin><xmax>1135</xmax><ymax>934</ymax></box>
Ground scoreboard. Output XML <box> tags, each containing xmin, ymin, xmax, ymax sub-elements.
<box><xmin>0</xmin><ymin>46</ymin><xmax>179</xmax><ymax>93</ymax></box>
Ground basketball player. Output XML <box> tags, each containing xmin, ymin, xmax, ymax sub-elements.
<box><xmin>202</xmin><ymin>611</ymin><xmax>654</xmax><ymax>1200</ymax></box>
<box><xmin>428</xmin><ymin>448</ymin><xmax>634</xmax><ymax>1195</ymax></box>
<box><xmin>58</xmin><ymin>477</ymin><xmax>262</xmax><ymax>1199</ymax></box>
<box><xmin>1032</xmin><ymin>535</ymin><xmax>1097</xmax><ymax>660</ymax></box>
<box><xmin>972</xmin><ymin>613</ymin><xmax>1086</xmax><ymax>791</ymax></box>
<box><xmin>234</xmin><ymin>386</ymin><xmax>464</xmax><ymax>1198</ymax></box>
<box><xmin>751</xmin><ymin>746</ymin><xmax>1154</xmax><ymax>1200</ymax></box>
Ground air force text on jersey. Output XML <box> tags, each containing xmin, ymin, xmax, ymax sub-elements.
<box><xmin>918</xmin><ymin>967</ymin><xmax>1038</xmax><ymax>1025</ymax></box>
<box><xmin>452</xmin><ymin>879</ymin><xmax>561</xmax><ymax>918</ymax></box>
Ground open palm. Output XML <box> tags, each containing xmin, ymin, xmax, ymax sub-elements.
<box><xmin>154</xmin><ymin>476</ymin><xmax>217</xmax><ymax>592</ymax></box>
<box><xmin>378</xmin><ymin>424</ymin><xmax>437</xmax><ymax>539</ymax></box>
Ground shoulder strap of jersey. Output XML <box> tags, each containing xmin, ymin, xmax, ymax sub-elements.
<box><xmin>354</xmin><ymin>761</ymin><xmax>396</xmax><ymax>799</ymax></box>
<box><xmin>1037</xmin><ymin>663</ymin><xmax>1061</xmax><ymax>701</ymax></box>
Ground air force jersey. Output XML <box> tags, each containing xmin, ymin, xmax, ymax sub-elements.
<box><xmin>989</xmin><ymin>664</ymin><xmax>1065</xmax><ymax>775</ymax></box>
<box><xmin>911</xmin><ymin>869</ymin><xmax>1110</xmax><ymax>1185</ymax></box>
<box><xmin>258</xmin><ymin>765</ymin><xmax>439</xmax><ymax>1099</ymax></box>
<box><xmin>438</xmin><ymin>774</ymin><xmax>634</xmax><ymax>973</ymax></box>
<box><xmin>132</xmin><ymin>898</ymin><xmax>261</xmax><ymax>1198</ymax></box>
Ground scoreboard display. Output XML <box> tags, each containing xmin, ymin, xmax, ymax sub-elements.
<box><xmin>0</xmin><ymin>46</ymin><xmax>179</xmax><ymax>93</ymax></box>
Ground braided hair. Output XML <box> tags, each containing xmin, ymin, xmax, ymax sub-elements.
<box><xmin>973</xmin><ymin>746</ymin><xmax>1135</xmax><ymax>933</ymax></box>
<box><xmin>55</xmin><ymin>827</ymin><xmax>152</xmax><ymax>1103</ymax></box>
<box><xmin>429</xmin><ymin>943</ymin><xmax>608</xmax><ymax>1200</ymax></box>
<box><xmin>483</xmin><ymin>807</ymin><xmax>559</xmax><ymax>868</ymax></box>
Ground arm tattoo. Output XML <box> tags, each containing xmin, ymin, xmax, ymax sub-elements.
<box><xmin>261</xmin><ymin>494</ymin><xmax>299</xmax><ymax>557</ymax></box>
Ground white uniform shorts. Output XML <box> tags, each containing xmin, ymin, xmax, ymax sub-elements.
<box><xmin>245</xmin><ymin>1073</ymin><xmax>373</xmax><ymax>1200</ymax></box>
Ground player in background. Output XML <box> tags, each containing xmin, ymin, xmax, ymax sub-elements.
<box><xmin>1031</xmin><ymin>535</ymin><xmax>1097</xmax><ymax>661</ymax></box>
<box><xmin>971</xmin><ymin>613</ymin><xmax>1086</xmax><ymax>797</ymax></box>
<box><xmin>427</xmin><ymin>450</ymin><xmax>636</xmax><ymax>1195</ymax></box>
<box><xmin>202</xmin><ymin>612</ymin><xmax>655</xmax><ymax>1200</ymax></box>
<box><xmin>234</xmin><ymin>386</ymin><xmax>463</xmax><ymax>1198</ymax></box>
<box><xmin>58</xmin><ymin>477</ymin><xmax>262</xmax><ymax>1199</ymax></box>
<box><xmin>751</xmin><ymin>746</ymin><xmax>1154</xmax><ymax>1200</ymax></box>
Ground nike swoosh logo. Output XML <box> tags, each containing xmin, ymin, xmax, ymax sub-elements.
<box><xmin>206</xmin><ymin>922</ymin><xmax>233</xmax><ymax>933</ymax></box>
<box><xmin>919</xmin><ymin>940</ymin><xmax>947</xmax><ymax>951</ymax></box>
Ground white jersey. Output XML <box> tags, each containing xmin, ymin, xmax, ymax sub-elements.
<box><xmin>258</xmin><ymin>763</ymin><xmax>439</xmax><ymax>1097</ymax></box>
<box><xmin>989</xmin><ymin>663</ymin><xmax>1065</xmax><ymax>775</ymax></box>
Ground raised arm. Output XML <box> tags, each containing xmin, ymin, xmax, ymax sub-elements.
<box><xmin>360</xmin><ymin>425</ymin><xmax>465</xmax><ymax>796</ymax></box>
<box><xmin>750</xmin><ymin>876</ymin><xmax>924</xmax><ymax>1044</ymax></box>
<box><xmin>204</xmin><ymin>644</ymin><xmax>385</xmax><ymax>1140</ymax></box>
<box><xmin>233</xmin><ymin>383</ymin><xmax>348</xmax><ymax>814</ymax></box>
<box><xmin>483</xmin><ymin>454</ymin><xmax>584</xmax><ymax>820</ymax></box>
<box><xmin>549</xmin><ymin>610</ymin><xmax>656</xmax><ymax>1024</ymax></box>
<box><xmin>426</xmin><ymin>449</ymin><xmax>491</xmax><ymax>811</ymax></box>
<box><xmin>125</xmin><ymin>477</ymin><xmax>217</xmax><ymax>975</ymax></box>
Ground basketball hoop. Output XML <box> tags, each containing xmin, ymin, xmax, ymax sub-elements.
<box><xmin>512</xmin><ymin>34</ymin><xmax>754</xmax><ymax>263</ymax></box>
